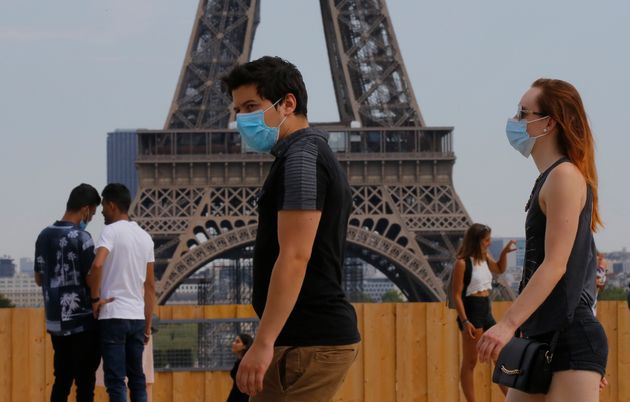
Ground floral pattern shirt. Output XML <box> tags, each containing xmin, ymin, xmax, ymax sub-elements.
<box><xmin>35</xmin><ymin>221</ymin><xmax>96</xmax><ymax>335</ymax></box>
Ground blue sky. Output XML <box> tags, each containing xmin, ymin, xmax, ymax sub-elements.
<box><xmin>1</xmin><ymin>0</ymin><xmax>628</xmax><ymax>264</ymax></box>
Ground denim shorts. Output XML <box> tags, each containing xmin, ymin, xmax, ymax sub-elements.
<box><xmin>530</xmin><ymin>304</ymin><xmax>608</xmax><ymax>376</ymax></box>
<box><xmin>457</xmin><ymin>296</ymin><xmax>496</xmax><ymax>331</ymax></box>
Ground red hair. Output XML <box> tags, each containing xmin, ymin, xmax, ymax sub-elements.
<box><xmin>532</xmin><ymin>78</ymin><xmax>602</xmax><ymax>231</ymax></box>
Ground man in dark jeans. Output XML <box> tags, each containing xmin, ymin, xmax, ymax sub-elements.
<box><xmin>34</xmin><ymin>183</ymin><xmax>102</xmax><ymax>402</ymax></box>
<box><xmin>87</xmin><ymin>183</ymin><xmax>155</xmax><ymax>402</ymax></box>
<box><xmin>222</xmin><ymin>56</ymin><xmax>360</xmax><ymax>402</ymax></box>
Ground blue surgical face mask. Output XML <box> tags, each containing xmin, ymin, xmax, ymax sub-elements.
<box><xmin>235</xmin><ymin>99</ymin><xmax>288</xmax><ymax>153</ymax></box>
<box><xmin>505</xmin><ymin>116</ymin><xmax>550</xmax><ymax>158</ymax></box>
<box><xmin>79</xmin><ymin>220</ymin><xmax>88</xmax><ymax>230</ymax></box>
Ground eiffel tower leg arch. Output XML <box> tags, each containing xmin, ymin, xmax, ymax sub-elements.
<box><xmin>156</xmin><ymin>223</ymin><xmax>447</xmax><ymax>304</ymax></box>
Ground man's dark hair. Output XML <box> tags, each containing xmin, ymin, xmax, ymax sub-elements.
<box><xmin>221</xmin><ymin>56</ymin><xmax>308</xmax><ymax>117</ymax></box>
<box><xmin>102</xmin><ymin>183</ymin><xmax>131</xmax><ymax>213</ymax></box>
<box><xmin>66</xmin><ymin>183</ymin><xmax>101</xmax><ymax>211</ymax></box>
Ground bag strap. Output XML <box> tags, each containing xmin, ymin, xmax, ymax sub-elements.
<box><xmin>462</xmin><ymin>257</ymin><xmax>473</xmax><ymax>298</ymax></box>
<box><xmin>545</xmin><ymin>329</ymin><xmax>562</xmax><ymax>364</ymax></box>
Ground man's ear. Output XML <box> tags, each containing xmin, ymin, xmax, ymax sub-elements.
<box><xmin>104</xmin><ymin>200</ymin><xmax>116</xmax><ymax>213</ymax></box>
<box><xmin>281</xmin><ymin>93</ymin><xmax>297</xmax><ymax>115</ymax></box>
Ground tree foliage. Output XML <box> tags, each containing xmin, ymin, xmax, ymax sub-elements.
<box><xmin>598</xmin><ymin>287</ymin><xmax>629</xmax><ymax>301</ymax></box>
<box><xmin>381</xmin><ymin>289</ymin><xmax>404</xmax><ymax>303</ymax></box>
<box><xmin>0</xmin><ymin>292</ymin><xmax>14</xmax><ymax>308</ymax></box>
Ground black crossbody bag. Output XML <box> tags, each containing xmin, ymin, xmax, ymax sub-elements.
<box><xmin>492</xmin><ymin>330</ymin><xmax>560</xmax><ymax>394</ymax></box>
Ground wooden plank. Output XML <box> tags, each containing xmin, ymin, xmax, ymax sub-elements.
<box><xmin>31</xmin><ymin>309</ymin><xmax>47</xmax><ymax>401</ymax></box>
<box><xmin>11</xmin><ymin>309</ymin><xmax>28</xmax><ymax>401</ymax></box>
<box><xmin>426</xmin><ymin>302</ymin><xmax>461</xmax><ymax>402</ymax></box>
<box><xmin>333</xmin><ymin>303</ymin><xmax>364</xmax><ymax>402</ymax></box>
<box><xmin>235</xmin><ymin>304</ymin><xmax>257</xmax><ymax>318</ymax></box>
<box><xmin>93</xmin><ymin>385</ymin><xmax>108</xmax><ymax>402</ymax></box>
<box><xmin>363</xmin><ymin>303</ymin><xmax>396</xmax><ymax>402</ymax></box>
<box><xmin>44</xmin><ymin>329</ymin><xmax>55</xmax><ymax>401</ymax></box>
<box><xmin>171</xmin><ymin>305</ymin><xmax>205</xmax><ymax>402</ymax></box>
<box><xmin>598</xmin><ymin>301</ymin><xmax>618</xmax><ymax>402</ymax></box>
<box><xmin>172</xmin><ymin>305</ymin><xmax>204</xmax><ymax>320</ymax></box>
<box><xmin>489</xmin><ymin>301</ymin><xmax>510</xmax><ymax>402</ymax></box>
<box><xmin>153</xmin><ymin>306</ymin><xmax>173</xmax><ymax>402</ymax></box>
<box><xmin>204</xmin><ymin>304</ymin><xmax>235</xmax><ymax>402</ymax></box>
<box><xmin>203</xmin><ymin>304</ymin><xmax>236</xmax><ymax>320</ymax></box>
<box><xmin>0</xmin><ymin>309</ymin><xmax>12</xmax><ymax>402</ymax></box>
<box><xmin>205</xmin><ymin>371</ymin><xmax>232</xmax><ymax>402</ymax></box>
<box><xmin>618</xmin><ymin>301</ymin><xmax>630</xmax><ymax>402</ymax></box>
<box><xmin>395</xmin><ymin>302</ymin><xmax>427</xmax><ymax>402</ymax></box>
<box><xmin>153</xmin><ymin>369</ymin><xmax>173</xmax><ymax>402</ymax></box>
<box><xmin>172</xmin><ymin>372</ymin><xmax>205</xmax><ymax>402</ymax></box>
<box><xmin>474</xmin><ymin>343</ymin><xmax>492</xmax><ymax>402</ymax></box>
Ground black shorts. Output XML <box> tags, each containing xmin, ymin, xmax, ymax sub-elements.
<box><xmin>457</xmin><ymin>296</ymin><xmax>496</xmax><ymax>331</ymax></box>
<box><xmin>529</xmin><ymin>303</ymin><xmax>608</xmax><ymax>376</ymax></box>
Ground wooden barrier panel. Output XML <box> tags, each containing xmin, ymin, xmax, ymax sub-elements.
<box><xmin>1</xmin><ymin>301</ymin><xmax>628</xmax><ymax>402</ymax></box>
<box><xmin>0</xmin><ymin>309</ymin><xmax>12</xmax><ymax>402</ymax></box>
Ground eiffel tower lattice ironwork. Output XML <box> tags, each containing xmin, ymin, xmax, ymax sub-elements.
<box><xmin>131</xmin><ymin>0</ymin><xmax>514</xmax><ymax>303</ymax></box>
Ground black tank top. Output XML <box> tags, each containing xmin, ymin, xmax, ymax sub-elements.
<box><xmin>519</xmin><ymin>157</ymin><xmax>597</xmax><ymax>337</ymax></box>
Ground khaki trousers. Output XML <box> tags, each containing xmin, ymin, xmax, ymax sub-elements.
<box><xmin>250</xmin><ymin>343</ymin><xmax>359</xmax><ymax>402</ymax></box>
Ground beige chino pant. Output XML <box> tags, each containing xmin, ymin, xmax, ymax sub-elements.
<box><xmin>250</xmin><ymin>343</ymin><xmax>360</xmax><ymax>402</ymax></box>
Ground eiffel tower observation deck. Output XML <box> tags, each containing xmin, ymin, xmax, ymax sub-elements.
<box><xmin>130</xmin><ymin>0</ymin><xmax>514</xmax><ymax>304</ymax></box>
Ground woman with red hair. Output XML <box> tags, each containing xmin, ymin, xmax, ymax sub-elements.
<box><xmin>477</xmin><ymin>79</ymin><xmax>608</xmax><ymax>401</ymax></box>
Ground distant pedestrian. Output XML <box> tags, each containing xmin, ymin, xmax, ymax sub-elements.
<box><xmin>87</xmin><ymin>183</ymin><xmax>155</xmax><ymax>402</ymax></box>
<box><xmin>222</xmin><ymin>56</ymin><xmax>360</xmax><ymax>402</ymax></box>
<box><xmin>34</xmin><ymin>183</ymin><xmax>102</xmax><ymax>402</ymax></box>
<box><xmin>227</xmin><ymin>334</ymin><xmax>253</xmax><ymax>402</ymax></box>
<box><xmin>593</xmin><ymin>251</ymin><xmax>608</xmax><ymax>316</ymax></box>
<box><xmin>477</xmin><ymin>79</ymin><xmax>608</xmax><ymax>401</ymax></box>
<box><xmin>452</xmin><ymin>223</ymin><xmax>515</xmax><ymax>402</ymax></box>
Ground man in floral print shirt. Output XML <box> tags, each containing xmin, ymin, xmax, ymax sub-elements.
<box><xmin>34</xmin><ymin>183</ymin><xmax>102</xmax><ymax>402</ymax></box>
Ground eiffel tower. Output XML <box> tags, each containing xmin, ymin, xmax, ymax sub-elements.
<box><xmin>130</xmin><ymin>0</ymin><xmax>513</xmax><ymax>303</ymax></box>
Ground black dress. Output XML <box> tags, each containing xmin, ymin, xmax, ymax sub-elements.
<box><xmin>227</xmin><ymin>358</ymin><xmax>249</xmax><ymax>402</ymax></box>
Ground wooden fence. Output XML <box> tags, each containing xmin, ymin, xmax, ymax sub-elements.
<box><xmin>0</xmin><ymin>301</ymin><xmax>628</xmax><ymax>402</ymax></box>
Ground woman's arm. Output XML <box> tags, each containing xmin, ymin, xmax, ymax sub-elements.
<box><xmin>487</xmin><ymin>240</ymin><xmax>517</xmax><ymax>274</ymax></box>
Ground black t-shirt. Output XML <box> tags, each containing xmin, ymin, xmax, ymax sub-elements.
<box><xmin>252</xmin><ymin>127</ymin><xmax>360</xmax><ymax>346</ymax></box>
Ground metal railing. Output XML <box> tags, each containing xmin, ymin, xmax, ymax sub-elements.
<box><xmin>136</xmin><ymin>127</ymin><xmax>454</xmax><ymax>159</ymax></box>
<box><xmin>153</xmin><ymin>318</ymin><xmax>259</xmax><ymax>371</ymax></box>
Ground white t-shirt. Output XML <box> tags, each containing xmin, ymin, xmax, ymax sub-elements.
<box><xmin>95</xmin><ymin>220</ymin><xmax>154</xmax><ymax>320</ymax></box>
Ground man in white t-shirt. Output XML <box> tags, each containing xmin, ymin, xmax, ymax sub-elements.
<box><xmin>87</xmin><ymin>183</ymin><xmax>155</xmax><ymax>402</ymax></box>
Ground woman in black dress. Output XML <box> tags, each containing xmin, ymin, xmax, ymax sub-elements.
<box><xmin>227</xmin><ymin>333</ymin><xmax>253</xmax><ymax>402</ymax></box>
<box><xmin>477</xmin><ymin>79</ymin><xmax>608</xmax><ymax>401</ymax></box>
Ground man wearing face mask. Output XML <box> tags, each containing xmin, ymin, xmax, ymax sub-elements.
<box><xmin>222</xmin><ymin>56</ymin><xmax>360</xmax><ymax>402</ymax></box>
<box><xmin>34</xmin><ymin>183</ymin><xmax>102</xmax><ymax>402</ymax></box>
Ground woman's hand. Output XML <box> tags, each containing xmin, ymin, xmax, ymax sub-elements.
<box><xmin>463</xmin><ymin>321</ymin><xmax>477</xmax><ymax>339</ymax></box>
<box><xmin>476</xmin><ymin>320</ymin><xmax>516</xmax><ymax>363</ymax></box>
<box><xmin>600</xmin><ymin>376</ymin><xmax>608</xmax><ymax>392</ymax></box>
<box><xmin>502</xmin><ymin>239</ymin><xmax>518</xmax><ymax>254</ymax></box>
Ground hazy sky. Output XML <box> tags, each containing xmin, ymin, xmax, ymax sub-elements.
<box><xmin>1</xmin><ymin>1</ymin><xmax>628</xmax><ymax>264</ymax></box>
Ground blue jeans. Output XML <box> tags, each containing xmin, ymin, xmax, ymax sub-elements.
<box><xmin>99</xmin><ymin>319</ymin><xmax>147</xmax><ymax>402</ymax></box>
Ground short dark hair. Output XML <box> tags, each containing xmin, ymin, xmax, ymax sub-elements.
<box><xmin>102</xmin><ymin>183</ymin><xmax>131</xmax><ymax>213</ymax></box>
<box><xmin>66</xmin><ymin>183</ymin><xmax>101</xmax><ymax>211</ymax></box>
<box><xmin>238</xmin><ymin>333</ymin><xmax>253</xmax><ymax>351</ymax></box>
<box><xmin>221</xmin><ymin>56</ymin><xmax>308</xmax><ymax>116</ymax></box>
